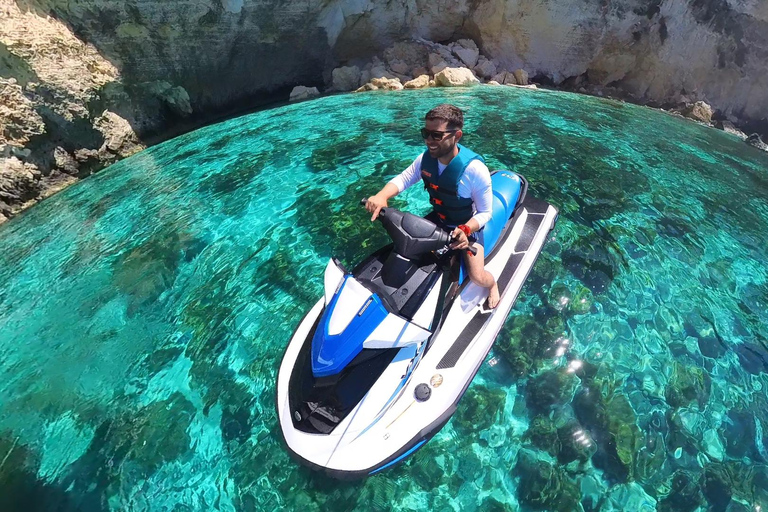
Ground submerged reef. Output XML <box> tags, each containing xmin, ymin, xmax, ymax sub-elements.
<box><xmin>0</xmin><ymin>87</ymin><xmax>767</xmax><ymax>511</ymax></box>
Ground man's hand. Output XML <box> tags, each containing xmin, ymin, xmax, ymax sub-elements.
<box><xmin>450</xmin><ymin>227</ymin><xmax>469</xmax><ymax>250</ymax></box>
<box><xmin>365</xmin><ymin>195</ymin><xmax>388</xmax><ymax>221</ymax></box>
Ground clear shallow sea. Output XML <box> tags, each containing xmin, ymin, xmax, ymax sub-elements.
<box><xmin>1</xmin><ymin>86</ymin><xmax>767</xmax><ymax>511</ymax></box>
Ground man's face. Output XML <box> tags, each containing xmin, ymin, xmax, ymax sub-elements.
<box><xmin>423</xmin><ymin>118</ymin><xmax>461</xmax><ymax>160</ymax></box>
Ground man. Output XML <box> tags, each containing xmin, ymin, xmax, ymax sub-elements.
<box><xmin>365</xmin><ymin>104</ymin><xmax>500</xmax><ymax>308</ymax></box>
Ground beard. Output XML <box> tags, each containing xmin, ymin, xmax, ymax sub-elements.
<box><xmin>428</xmin><ymin>141</ymin><xmax>457</xmax><ymax>160</ymax></box>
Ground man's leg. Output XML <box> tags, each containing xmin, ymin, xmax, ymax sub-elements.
<box><xmin>462</xmin><ymin>243</ymin><xmax>500</xmax><ymax>308</ymax></box>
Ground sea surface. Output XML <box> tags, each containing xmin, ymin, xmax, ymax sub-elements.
<box><xmin>1</xmin><ymin>86</ymin><xmax>767</xmax><ymax>511</ymax></box>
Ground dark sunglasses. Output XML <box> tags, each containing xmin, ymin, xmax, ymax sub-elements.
<box><xmin>420</xmin><ymin>128</ymin><xmax>458</xmax><ymax>141</ymax></box>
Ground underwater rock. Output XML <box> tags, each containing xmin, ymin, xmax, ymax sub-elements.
<box><xmin>524</xmin><ymin>415</ymin><xmax>560</xmax><ymax>457</ymax></box>
<box><xmin>514</xmin><ymin>449</ymin><xmax>581</xmax><ymax>511</ymax></box>
<box><xmin>734</xmin><ymin>342</ymin><xmax>768</xmax><ymax>374</ymax></box>
<box><xmin>452</xmin><ymin>384</ymin><xmax>506</xmax><ymax>433</ymax></box>
<box><xmin>493</xmin><ymin>312</ymin><xmax>566</xmax><ymax>377</ymax></box>
<box><xmin>681</xmin><ymin>101</ymin><xmax>713</xmax><ymax>124</ymax></box>
<box><xmin>599</xmin><ymin>482</ymin><xmax>657</xmax><ymax>511</ymax></box>
<box><xmin>572</xmin><ymin>376</ymin><xmax>644</xmax><ymax>483</ymax></box>
<box><xmin>289</xmin><ymin>86</ymin><xmax>320</xmax><ymax>101</ymax></box>
<box><xmin>549</xmin><ymin>281</ymin><xmax>594</xmax><ymax>316</ymax></box>
<box><xmin>434</xmin><ymin>67</ymin><xmax>480</xmax><ymax>87</ymax></box>
<box><xmin>703</xmin><ymin>428</ymin><xmax>725</xmax><ymax>462</ymax></box>
<box><xmin>658</xmin><ymin>470</ymin><xmax>705</xmax><ymax>512</ymax></box>
<box><xmin>525</xmin><ymin>368</ymin><xmax>578</xmax><ymax>415</ymax></box>
<box><xmin>665</xmin><ymin>362</ymin><xmax>711</xmax><ymax>408</ymax></box>
<box><xmin>557</xmin><ymin>422</ymin><xmax>597</xmax><ymax>464</ymax></box>
<box><xmin>720</xmin><ymin>408</ymin><xmax>759</xmax><ymax>459</ymax></box>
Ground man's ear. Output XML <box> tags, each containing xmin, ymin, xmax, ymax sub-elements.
<box><xmin>455</xmin><ymin>129</ymin><xmax>463</xmax><ymax>143</ymax></box>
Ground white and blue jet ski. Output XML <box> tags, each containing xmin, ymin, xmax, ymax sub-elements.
<box><xmin>276</xmin><ymin>171</ymin><xmax>558</xmax><ymax>478</ymax></box>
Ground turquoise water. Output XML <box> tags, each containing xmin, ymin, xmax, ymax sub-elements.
<box><xmin>1</xmin><ymin>86</ymin><xmax>768</xmax><ymax>511</ymax></box>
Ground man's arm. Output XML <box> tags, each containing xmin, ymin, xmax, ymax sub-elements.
<box><xmin>365</xmin><ymin>182</ymin><xmax>400</xmax><ymax>221</ymax></box>
<box><xmin>365</xmin><ymin>155</ymin><xmax>423</xmax><ymax>221</ymax></box>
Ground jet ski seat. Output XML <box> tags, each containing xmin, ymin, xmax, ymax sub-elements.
<box><xmin>482</xmin><ymin>172</ymin><xmax>523</xmax><ymax>255</ymax></box>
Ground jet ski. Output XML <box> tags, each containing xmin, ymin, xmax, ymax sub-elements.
<box><xmin>276</xmin><ymin>170</ymin><xmax>558</xmax><ymax>479</ymax></box>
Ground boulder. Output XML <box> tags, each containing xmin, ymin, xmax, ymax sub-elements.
<box><xmin>0</xmin><ymin>77</ymin><xmax>46</xmax><ymax>147</ymax></box>
<box><xmin>331</xmin><ymin>65</ymin><xmax>361</xmax><ymax>91</ymax></box>
<box><xmin>474</xmin><ymin>57</ymin><xmax>497</xmax><ymax>79</ymax></box>
<box><xmin>746</xmin><ymin>133</ymin><xmax>768</xmax><ymax>151</ymax></box>
<box><xmin>513</xmin><ymin>68</ymin><xmax>530</xmax><ymax>86</ymax></box>
<box><xmin>404</xmin><ymin>74</ymin><xmax>430</xmax><ymax>89</ymax></box>
<box><xmin>428</xmin><ymin>53</ymin><xmax>449</xmax><ymax>75</ymax></box>
<box><xmin>451</xmin><ymin>39</ymin><xmax>479</xmax><ymax>68</ymax></box>
<box><xmin>0</xmin><ymin>157</ymin><xmax>41</xmax><ymax>209</ymax></box>
<box><xmin>370</xmin><ymin>77</ymin><xmax>403</xmax><ymax>90</ymax></box>
<box><xmin>143</xmin><ymin>81</ymin><xmax>192</xmax><ymax>117</ymax></box>
<box><xmin>682</xmin><ymin>101</ymin><xmax>714</xmax><ymax>123</ymax></box>
<box><xmin>289</xmin><ymin>85</ymin><xmax>320</xmax><ymax>102</ymax></box>
<box><xmin>492</xmin><ymin>71</ymin><xmax>517</xmax><ymax>85</ymax></box>
<box><xmin>434</xmin><ymin>67</ymin><xmax>480</xmax><ymax>87</ymax></box>
<box><xmin>387</xmin><ymin>59</ymin><xmax>411</xmax><ymax>76</ymax></box>
<box><xmin>53</xmin><ymin>146</ymin><xmax>79</xmax><ymax>175</ymax></box>
<box><xmin>487</xmin><ymin>80</ymin><xmax>501</xmax><ymax>86</ymax></box>
<box><xmin>369</xmin><ymin>56</ymin><xmax>397</xmax><ymax>80</ymax></box>
<box><xmin>354</xmin><ymin>83</ymin><xmax>378</xmax><ymax>92</ymax></box>
<box><xmin>411</xmin><ymin>66</ymin><xmax>428</xmax><ymax>78</ymax></box>
<box><xmin>93</xmin><ymin>111</ymin><xmax>144</xmax><ymax>158</ymax></box>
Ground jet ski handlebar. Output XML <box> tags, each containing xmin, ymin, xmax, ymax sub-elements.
<box><xmin>360</xmin><ymin>199</ymin><xmax>477</xmax><ymax>257</ymax></box>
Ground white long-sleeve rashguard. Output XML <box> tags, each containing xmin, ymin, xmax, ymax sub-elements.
<box><xmin>388</xmin><ymin>152</ymin><xmax>493</xmax><ymax>229</ymax></box>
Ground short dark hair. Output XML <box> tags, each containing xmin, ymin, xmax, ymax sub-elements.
<box><xmin>425</xmin><ymin>104</ymin><xmax>464</xmax><ymax>130</ymax></box>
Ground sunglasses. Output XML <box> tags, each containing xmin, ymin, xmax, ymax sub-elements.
<box><xmin>420</xmin><ymin>128</ymin><xmax>458</xmax><ymax>141</ymax></box>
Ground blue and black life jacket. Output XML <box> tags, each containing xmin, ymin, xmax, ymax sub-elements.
<box><xmin>420</xmin><ymin>144</ymin><xmax>484</xmax><ymax>226</ymax></box>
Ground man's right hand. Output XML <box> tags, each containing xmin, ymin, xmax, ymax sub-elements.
<box><xmin>365</xmin><ymin>195</ymin><xmax>388</xmax><ymax>221</ymax></box>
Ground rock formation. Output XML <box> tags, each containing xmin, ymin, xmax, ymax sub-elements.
<box><xmin>1</xmin><ymin>0</ymin><xmax>767</xmax><ymax>221</ymax></box>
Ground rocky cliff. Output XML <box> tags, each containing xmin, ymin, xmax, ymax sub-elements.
<box><xmin>2</xmin><ymin>0</ymin><xmax>767</xmax><ymax>222</ymax></box>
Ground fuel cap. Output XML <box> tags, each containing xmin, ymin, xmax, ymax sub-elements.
<box><xmin>414</xmin><ymin>383</ymin><xmax>431</xmax><ymax>402</ymax></box>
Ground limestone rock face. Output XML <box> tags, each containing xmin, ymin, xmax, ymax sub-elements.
<box><xmin>435</xmin><ymin>67</ymin><xmax>480</xmax><ymax>87</ymax></box>
<box><xmin>682</xmin><ymin>101</ymin><xmax>714</xmax><ymax>124</ymax></box>
<box><xmin>0</xmin><ymin>157</ymin><xmax>40</xmax><ymax>222</ymax></box>
<box><xmin>2</xmin><ymin>0</ymin><xmax>768</xmax><ymax>220</ymax></box>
